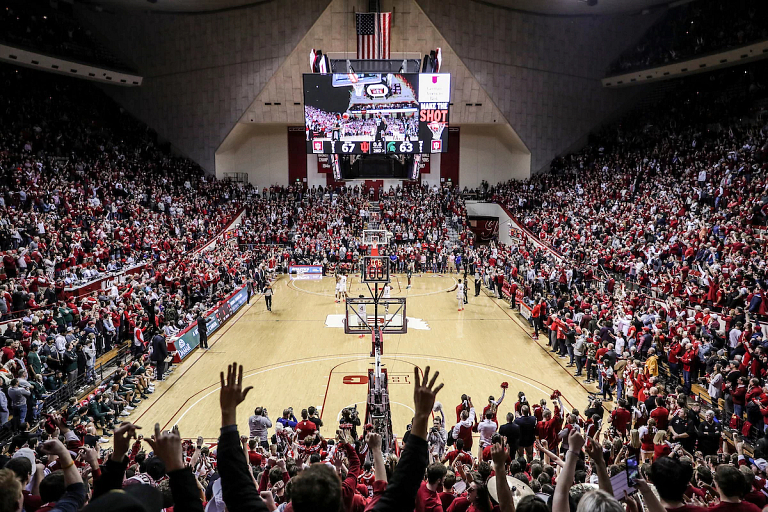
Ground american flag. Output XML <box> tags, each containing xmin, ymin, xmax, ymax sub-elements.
<box><xmin>356</xmin><ymin>12</ymin><xmax>391</xmax><ymax>60</ymax></box>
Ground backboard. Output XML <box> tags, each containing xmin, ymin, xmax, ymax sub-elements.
<box><xmin>363</xmin><ymin>229</ymin><xmax>391</xmax><ymax>247</ymax></box>
<box><xmin>344</xmin><ymin>297</ymin><xmax>407</xmax><ymax>334</ymax></box>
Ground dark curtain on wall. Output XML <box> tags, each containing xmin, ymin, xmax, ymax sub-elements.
<box><xmin>440</xmin><ymin>126</ymin><xmax>460</xmax><ymax>186</ymax></box>
<box><xmin>468</xmin><ymin>216</ymin><xmax>499</xmax><ymax>243</ymax></box>
<box><xmin>287</xmin><ymin>126</ymin><xmax>308</xmax><ymax>187</ymax></box>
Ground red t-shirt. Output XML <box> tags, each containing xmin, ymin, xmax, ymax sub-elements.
<box><xmin>248</xmin><ymin>450</ymin><xmax>263</xmax><ymax>466</ymax></box>
<box><xmin>416</xmin><ymin>481</ymin><xmax>444</xmax><ymax>512</ymax></box>
<box><xmin>650</xmin><ymin>407</ymin><xmax>669</xmax><ymax>430</ymax></box>
<box><xmin>610</xmin><ymin>408</ymin><xmax>632</xmax><ymax>434</ymax></box>
<box><xmin>705</xmin><ymin>502</ymin><xmax>761</xmax><ymax>512</ymax></box>
<box><xmin>665</xmin><ymin>506</ymin><xmax>707</xmax><ymax>512</ymax></box>
<box><xmin>296</xmin><ymin>420</ymin><xmax>317</xmax><ymax>441</ymax></box>
<box><xmin>439</xmin><ymin>492</ymin><xmax>456</xmax><ymax>512</ymax></box>
<box><xmin>444</xmin><ymin>450</ymin><xmax>472</xmax><ymax>465</ymax></box>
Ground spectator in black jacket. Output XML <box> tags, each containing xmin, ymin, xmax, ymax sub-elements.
<box><xmin>197</xmin><ymin>313</ymin><xmax>208</xmax><ymax>350</ymax></box>
<box><xmin>514</xmin><ymin>404</ymin><xmax>537</xmax><ymax>461</ymax></box>
<box><xmin>498</xmin><ymin>412</ymin><xmax>521</xmax><ymax>455</ymax></box>
<box><xmin>151</xmin><ymin>334</ymin><xmax>168</xmax><ymax>382</ymax></box>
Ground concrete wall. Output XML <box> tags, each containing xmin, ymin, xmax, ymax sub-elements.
<box><xmin>76</xmin><ymin>0</ymin><xmax>330</xmax><ymax>172</ymax></box>
<box><xmin>416</xmin><ymin>0</ymin><xmax>659</xmax><ymax>173</ymax></box>
<box><xmin>465</xmin><ymin>201</ymin><xmax>514</xmax><ymax>246</ymax></box>
<box><xmin>215</xmin><ymin>124</ymin><xmax>289</xmax><ymax>189</ymax></box>
<box><xmin>79</xmin><ymin>0</ymin><xmax>657</xmax><ymax>178</ymax></box>
<box><xmin>459</xmin><ymin>125</ymin><xmax>530</xmax><ymax>187</ymax></box>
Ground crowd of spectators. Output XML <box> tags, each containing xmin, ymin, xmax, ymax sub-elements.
<box><xmin>4</xmin><ymin>358</ymin><xmax>768</xmax><ymax>512</ymax></box>
<box><xmin>461</xmin><ymin>64</ymin><xmax>768</xmax><ymax>448</ymax></box>
<box><xmin>608</xmin><ymin>0</ymin><xmax>768</xmax><ymax>75</ymax></box>
<box><xmin>236</xmin><ymin>182</ymin><xmax>468</xmax><ymax>275</ymax></box>
<box><xmin>0</xmin><ymin>63</ymin><xmax>272</xmax><ymax>439</ymax></box>
<box><xmin>5</xmin><ymin>24</ymin><xmax>768</xmax><ymax>512</ymax></box>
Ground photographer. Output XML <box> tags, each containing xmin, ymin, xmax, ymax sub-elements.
<box><xmin>248</xmin><ymin>407</ymin><xmax>272</xmax><ymax>449</ymax></box>
<box><xmin>427</xmin><ymin>402</ymin><xmax>447</xmax><ymax>463</ymax></box>
<box><xmin>584</xmin><ymin>395</ymin><xmax>605</xmax><ymax>421</ymax></box>
<box><xmin>340</xmin><ymin>405</ymin><xmax>361</xmax><ymax>441</ymax></box>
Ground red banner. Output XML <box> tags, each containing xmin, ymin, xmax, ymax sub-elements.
<box><xmin>317</xmin><ymin>154</ymin><xmax>331</xmax><ymax>174</ymax></box>
<box><xmin>468</xmin><ymin>218</ymin><xmax>498</xmax><ymax>242</ymax></box>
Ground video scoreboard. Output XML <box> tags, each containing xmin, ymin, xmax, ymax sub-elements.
<box><xmin>304</xmin><ymin>72</ymin><xmax>450</xmax><ymax>155</ymax></box>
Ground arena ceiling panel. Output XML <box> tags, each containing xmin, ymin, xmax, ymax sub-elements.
<box><xmin>86</xmin><ymin>0</ymin><xmax>688</xmax><ymax>15</ymax></box>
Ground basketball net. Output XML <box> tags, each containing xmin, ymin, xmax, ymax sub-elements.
<box><xmin>352</xmin><ymin>82</ymin><xmax>365</xmax><ymax>98</ymax></box>
<box><xmin>427</xmin><ymin>121</ymin><xmax>446</xmax><ymax>140</ymax></box>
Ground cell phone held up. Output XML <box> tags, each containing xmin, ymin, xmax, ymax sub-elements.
<box><xmin>626</xmin><ymin>456</ymin><xmax>640</xmax><ymax>487</ymax></box>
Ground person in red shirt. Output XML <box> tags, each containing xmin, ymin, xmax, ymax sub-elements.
<box><xmin>415</xmin><ymin>463</ymin><xmax>448</xmax><ymax>512</ymax></box>
<box><xmin>442</xmin><ymin>440</ymin><xmax>473</xmax><ymax>466</ymax></box>
<box><xmin>295</xmin><ymin>409</ymin><xmax>317</xmax><ymax>441</ymax></box>
<box><xmin>439</xmin><ymin>471</ymin><xmax>457</xmax><ymax>511</ymax></box>
<box><xmin>247</xmin><ymin>439</ymin><xmax>264</xmax><ymax>467</ymax></box>
<box><xmin>536</xmin><ymin>404</ymin><xmax>562</xmax><ymax>454</ymax></box>
<box><xmin>531</xmin><ymin>302</ymin><xmax>542</xmax><ymax>339</ymax></box>
<box><xmin>609</xmin><ymin>399</ymin><xmax>632</xmax><ymax>437</ymax></box>
<box><xmin>680</xmin><ymin>342</ymin><xmax>695</xmax><ymax>395</ymax></box>
<box><xmin>650</xmin><ymin>397</ymin><xmax>670</xmax><ymax>431</ymax></box>
<box><xmin>358</xmin><ymin>462</ymin><xmax>375</xmax><ymax>498</ymax></box>
<box><xmin>708</xmin><ymin>465</ymin><xmax>762</xmax><ymax>512</ymax></box>
<box><xmin>732</xmin><ymin>377</ymin><xmax>748</xmax><ymax>419</ymax></box>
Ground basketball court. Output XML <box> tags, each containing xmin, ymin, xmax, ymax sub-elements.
<box><xmin>128</xmin><ymin>270</ymin><xmax>591</xmax><ymax>442</ymax></box>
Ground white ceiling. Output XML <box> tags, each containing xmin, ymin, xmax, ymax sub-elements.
<box><xmin>83</xmin><ymin>0</ymin><xmax>686</xmax><ymax>15</ymax></box>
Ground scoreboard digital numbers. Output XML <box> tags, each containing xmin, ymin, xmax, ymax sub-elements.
<box><xmin>304</xmin><ymin>72</ymin><xmax>450</xmax><ymax>155</ymax></box>
<box><xmin>361</xmin><ymin>256</ymin><xmax>390</xmax><ymax>284</ymax></box>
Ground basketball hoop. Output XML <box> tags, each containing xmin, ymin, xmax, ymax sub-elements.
<box><xmin>352</xmin><ymin>82</ymin><xmax>365</xmax><ymax>98</ymax></box>
<box><xmin>427</xmin><ymin>121</ymin><xmax>446</xmax><ymax>140</ymax></box>
<box><xmin>363</xmin><ymin>229</ymin><xmax>390</xmax><ymax>250</ymax></box>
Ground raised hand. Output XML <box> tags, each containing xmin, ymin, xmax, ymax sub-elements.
<box><xmin>583</xmin><ymin>435</ymin><xmax>602</xmax><ymax>462</ymax></box>
<box><xmin>367</xmin><ymin>432</ymin><xmax>382</xmax><ymax>451</ymax></box>
<box><xmin>112</xmin><ymin>422</ymin><xmax>142</xmax><ymax>461</ymax></box>
<box><xmin>145</xmin><ymin>423</ymin><xmax>184</xmax><ymax>472</ymax></box>
<box><xmin>567</xmin><ymin>429</ymin><xmax>585</xmax><ymax>453</ymax></box>
<box><xmin>220</xmin><ymin>362</ymin><xmax>253</xmax><ymax>426</ymax></box>
<box><xmin>411</xmin><ymin>365</ymin><xmax>444</xmax><ymax>440</ymax></box>
<box><xmin>331</xmin><ymin>449</ymin><xmax>346</xmax><ymax>472</ymax></box>
<box><xmin>79</xmin><ymin>446</ymin><xmax>100</xmax><ymax>468</ymax></box>
<box><xmin>491</xmin><ymin>439</ymin><xmax>509</xmax><ymax>468</ymax></box>
<box><xmin>40</xmin><ymin>439</ymin><xmax>68</xmax><ymax>458</ymax></box>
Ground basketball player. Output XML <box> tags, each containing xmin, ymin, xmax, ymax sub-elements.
<box><xmin>332</xmin><ymin>114</ymin><xmax>342</xmax><ymax>141</ymax></box>
<box><xmin>374</xmin><ymin>114</ymin><xmax>388</xmax><ymax>142</ymax></box>
<box><xmin>357</xmin><ymin>295</ymin><xmax>367</xmax><ymax>339</ymax></box>
<box><xmin>340</xmin><ymin>273</ymin><xmax>348</xmax><ymax>302</ymax></box>
<box><xmin>334</xmin><ymin>275</ymin><xmax>341</xmax><ymax>303</ymax></box>
<box><xmin>447</xmin><ymin>280</ymin><xmax>465</xmax><ymax>311</ymax></box>
<box><xmin>382</xmin><ymin>282</ymin><xmax>391</xmax><ymax>315</ymax></box>
<box><xmin>406</xmin><ymin>265</ymin><xmax>413</xmax><ymax>289</ymax></box>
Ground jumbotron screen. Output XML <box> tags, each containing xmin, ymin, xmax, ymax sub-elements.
<box><xmin>304</xmin><ymin>73</ymin><xmax>450</xmax><ymax>155</ymax></box>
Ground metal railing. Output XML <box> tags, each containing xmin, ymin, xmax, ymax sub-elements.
<box><xmin>0</xmin><ymin>342</ymin><xmax>132</xmax><ymax>446</ymax></box>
